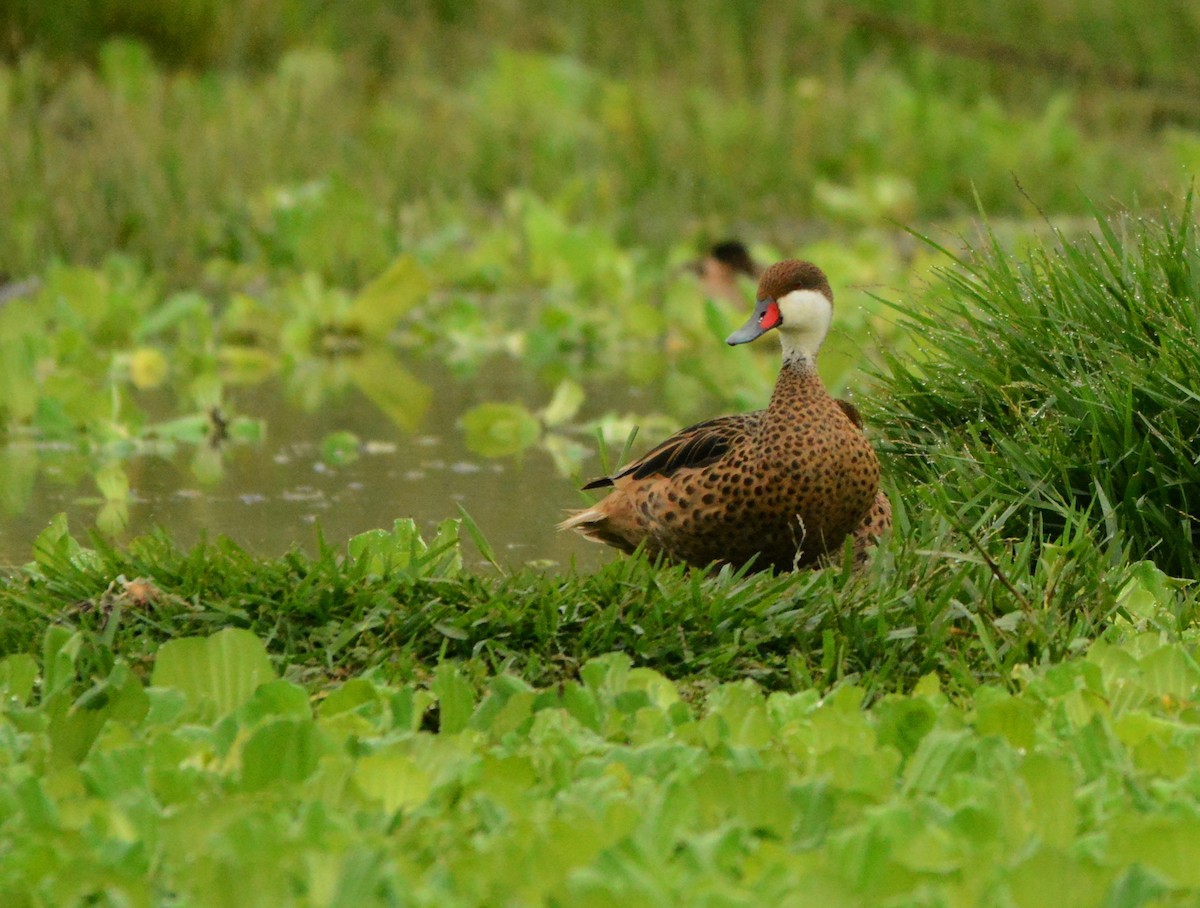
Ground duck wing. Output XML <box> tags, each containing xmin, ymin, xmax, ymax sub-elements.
<box><xmin>582</xmin><ymin>412</ymin><xmax>760</xmax><ymax>490</ymax></box>
<box><xmin>835</xmin><ymin>398</ymin><xmax>862</xmax><ymax>429</ymax></box>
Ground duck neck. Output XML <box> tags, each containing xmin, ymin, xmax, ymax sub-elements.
<box><xmin>767</xmin><ymin>355</ymin><xmax>828</xmax><ymax>413</ymax></box>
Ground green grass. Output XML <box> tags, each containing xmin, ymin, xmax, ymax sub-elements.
<box><xmin>873</xmin><ymin>197</ymin><xmax>1200</xmax><ymax>576</ymax></box>
<box><xmin>3</xmin><ymin>482</ymin><xmax>1192</xmax><ymax>701</ymax></box>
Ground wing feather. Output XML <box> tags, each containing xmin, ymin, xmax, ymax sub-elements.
<box><xmin>581</xmin><ymin>413</ymin><xmax>759</xmax><ymax>489</ymax></box>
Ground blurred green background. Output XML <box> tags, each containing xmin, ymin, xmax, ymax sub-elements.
<box><xmin>4</xmin><ymin>0</ymin><xmax>1199</xmax><ymax>281</ymax></box>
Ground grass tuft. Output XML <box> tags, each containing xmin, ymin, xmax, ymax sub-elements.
<box><xmin>873</xmin><ymin>197</ymin><xmax>1200</xmax><ymax>577</ymax></box>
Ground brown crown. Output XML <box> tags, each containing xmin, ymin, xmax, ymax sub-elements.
<box><xmin>757</xmin><ymin>260</ymin><xmax>833</xmax><ymax>306</ymax></box>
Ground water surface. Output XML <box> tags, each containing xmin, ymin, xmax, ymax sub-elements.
<box><xmin>0</xmin><ymin>356</ymin><xmax>672</xmax><ymax>572</ymax></box>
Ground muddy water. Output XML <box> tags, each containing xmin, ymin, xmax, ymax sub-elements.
<box><xmin>0</xmin><ymin>357</ymin><xmax>678</xmax><ymax>571</ymax></box>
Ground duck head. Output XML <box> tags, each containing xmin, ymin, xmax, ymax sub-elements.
<box><xmin>726</xmin><ymin>259</ymin><xmax>833</xmax><ymax>363</ymax></box>
<box><xmin>687</xmin><ymin>239</ymin><xmax>762</xmax><ymax>305</ymax></box>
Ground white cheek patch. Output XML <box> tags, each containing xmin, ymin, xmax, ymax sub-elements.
<box><xmin>776</xmin><ymin>289</ymin><xmax>833</xmax><ymax>358</ymax></box>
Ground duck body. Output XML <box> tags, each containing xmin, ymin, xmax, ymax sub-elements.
<box><xmin>561</xmin><ymin>259</ymin><xmax>883</xmax><ymax>572</ymax></box>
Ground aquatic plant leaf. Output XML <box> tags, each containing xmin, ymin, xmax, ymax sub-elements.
<box><xmin>0</xmin><ymin>446</ymin><xmax>37</xmax><ymax>517</ymax></box>
<box><xmin>0</xmin><ymin>309</ymin><xmax>40</xmax><ymax>424</ymax></box>
<box><xmin>460</xmin><ymin>402</ymin><xmax>540</xmax><ymax>457</ymax></box>
<box><xmin>49</xmin><ymin>663</ymin><xmax>149</xmax><ymax>766</ymax></box>
<box><xmin>190</xmin><ymin>445</ymin><xmax>224</xmax><ymax>485</ymax></box>
<box><xmin>353</xmin><ymin>749</ymin><xmax>433</xmax><ymax>813</ymax></box>
<box><xmin>429</xmin><ymin>517</ymin><xmax>464</xmax><ymax>575</ymax></box>
<box><xmin>218</xmin><ymin>346</ymin><xmax>279</xmax><ymax>384</ymax></box>
<box><xmin>1018</xmin><ymin>753</ymin><xmax>1079</xmax><ymax>849</ymax></box>
<box><xmin>239</xmin><ymin>679</ymin><xmax>312</xmax><ymax>725</ymax></box>
<box><xmin>344</xmin><ymin>349</ymin><xmax>432</xmax><ymax>432</ymax></box>
<box><xmin>134</xmin><ymin>290</ymin><xmax>211</xmax><ymax>341</ymax></box>
<box><xmin>540</xmin><ymin>379</ymin><xmax>585</xmax><ymax>427</ymax></box>
<box><xmin>541</xmin><ymin>432</ymin><xmax>588</xmax><ymax>477</ymax></box>
<box><xmin>0</xmin><ymin>654</ymin><xmax>38</xmax><ymax>705</ymax></box>
<box><xmin>127</xmin><ymin>348</ymin><xmax>169</xmax><ymax>389</ymax></box>
<box><xmin>143</xmin><ymin>413</ymin><xmax>211</xmax><ymax>443</ymax></box>
<box><xmin>240</xmin><ymin>717</ymin><xmax>323</xmax><ymax>791</ymax></box>
<box><xmin>346</xmin><ymin>254</ymin><xmax>430</xmax><ymax>337</ymax></box>
<box><xmin>95</xmin><ymin>463</ymin><xmax>130</xmax><ymax>502</ymax></box>
<box><xmin>95</xmin><ymin>500</ymin><xmax>129</xmax><ymax>538</ymax></box>
<box><xmin>1139</xmin><ymin>645</ymin><xmax>1200</xmax><ymax>700</ymax></box>
<box><xmin>348</xmin><ymin>517</ymin><xmax>461</xmax><ymax>577</ymax></box>
<box><xmin>972</xmin><ymin>687</ymin><xmax>1040</xmax><ymax>750</ymax></box>
<box><xmin>228</xmin><ymin>416</ymin><xmax>265</xmax><ymax>443</ymax></box>
<box><xmin>1116</xmin><ymin>561</ymin><xmax>1182</xmax><ymax>622</ymax></box>
<box><xmin>151</xmin><ymin>628</ymin><xmax>276</xmax><ymax>716</ymax></box>
<box><xmin>432</xmin><ymin>663</ymin><xmax>474</xmax><ymax>734</ymax></box>
<box><xmin>32</xmin><ymin>514</ymin><xmax>100</xmax><ymax>576</ymax></box>
<box><xmin>321</xmin><ymin>430</ymin><xmax>360</xmax><ymax>466</ymax></box>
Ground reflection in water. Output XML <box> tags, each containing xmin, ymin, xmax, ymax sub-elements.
<box><xmin>0</xmin><ymin>356</ymin><xmax>661</xmax><ymax>571</ymax></box>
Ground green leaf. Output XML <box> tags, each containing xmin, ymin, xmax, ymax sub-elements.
<box><xmin>319</xmin><ymin>678</ymin><xmax>381</xmax><ymax>718</ymax></box>
<box><xmin>1138</xmin><ymin>644</ymin><xmax>1200</xmax><ymax>700</ymax></box>
<box><xmin>50</xmin><ymin>663</ymin><xmax>148</xmax><ymax>766</ymax></box>
<box><xmin>41</xmin><ymin>625</ymin><xmax>82</xmax><ymax>699</ymax></box>
<box><xmin>143</xmin><ymin>413</ymin><xmax>211</xmax><ymax>444</ymax></box>
<box><xmin>0</xmin><ymin>654</ymin><xmax>38</xmax><ymax>705</ymax></box>
<box><xmin>134</xmin><ymin>290</ymin><xmax>211</xmax><ymax>340</ymax></box>
<box><xmin>353</xmin><ymin>748</ymin><xmax>433</xmax><ymax>813</ymax></box>
<box><xmin>345</xmin><ymin>255</ymin><xmax>430</xmax><ymax>337</ymax></box>
<box><xmin>347</xmin><ymin>517</ymin><xmax>461</xmax><ymax>577</ymax></box>
<box><xmin>540</xmin><ymin>379</ymin><xmax>585</xmax><ymax>427</ymax></box>
<box><xmin>1018</xmin><ymin>753</ymin><xmax>1079</xmax><ymax>849</ymax></box>
<box><xmin>345</xmin><ymin>349</ymin><xmax>433</xmax><ymax>431</ymax></box>
<box><xmin>874</xmin><ymin>696</ymin><xmax>937</xmax><ymax>758</ymax></box>
<box><xmin>973</xmin><ymin>687</ymin><xmax>1041</xmax><ymax>750</ymax></box>
<box><xmin>320</xmin><ymin>430</ymin><xmax>360</xmax><ymax>465</ymax></box>
<box><xmin>460</xmin><ymin>402</ymin><xmax>541</xmax><ymax>457</ymax></box>
<box><xmin>1008</xmin><ymin>844</ymin><xmax>1105</xmax><ymax>908</ymax></box>
<box><xmin>95</xmin><ymin>462</ymin><xmax>130</xmax><ymax>502</ymax></box>
<box><xmin>32</xmin><ymin>514</ymin><xmax>99</xmax><ymax>576</ymax></box>
<box><xmin>432</xmin><ymin>664</ymin><xmax>475</xmax><ymax>734</ymax></box>
<box><xmin>240</xmin><ymin>718</ymin><xmax>323</xmax><ymax>791</ymax></box>
<box><xmin>470</xmin><ymin>675</ymin><xmax>536</xmax><ymax>738</ymax></box>
<box><xmin>456</xmin><ymin>504</ymin><xmax>503</xmax><ymax>572</ymax></box>
<box><xmin>239</xmin><ymin>679</ymin><xmax>312</xmax><ymax>725</ymax></box>
<box><xmin>151</xmin><ymin>628</ymin><xmax>276</xmax><ymax>716</ymax></box>
<box><xmin>1115</xmin><ymin>561</ymin><xmax>1176</xmax><ymax>621</ymax></box>
<box><xmin>1110</xmin><ymin>813</ymin><xmax>1200</xmax><ymax>888</ymax></box>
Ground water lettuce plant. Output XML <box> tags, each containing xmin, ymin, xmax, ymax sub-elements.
<box><xmin>5</xmin><ymin>614</ymin><xmax>1200</xmax><ymax>905</ymax></box>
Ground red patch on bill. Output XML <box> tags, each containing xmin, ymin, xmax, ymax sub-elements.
<box><xmin>759</xmin><ymin>300</ymin><xmax>782</xmax><ymax>330</ymax></box>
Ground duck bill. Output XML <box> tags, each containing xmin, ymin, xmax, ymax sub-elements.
<box><xmin>726</xmin><ymin>298</ymin><xmax>781</xmax><ymax>346</ymax></box>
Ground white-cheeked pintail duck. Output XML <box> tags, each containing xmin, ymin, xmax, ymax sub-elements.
<box><xmin>688</xmin><ymin>240</ymin><xmax>892</xmax><ymax>562</ymax></box>
<box><xmin>560</xmin><ymin>259</ymin><xmax>887</xmax><ymax>572</ymax></box>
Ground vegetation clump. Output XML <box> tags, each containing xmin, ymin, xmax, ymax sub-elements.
<box><xmin>876</xmin><ymin>201</ymin><xmax>1200</xmax><ymax>576</ymax></box>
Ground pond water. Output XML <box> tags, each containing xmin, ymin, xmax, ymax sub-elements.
<box><xmin>0</xmin><ymin>355</ymin><xmax>676</xmax><ymax>572</ymax></box>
